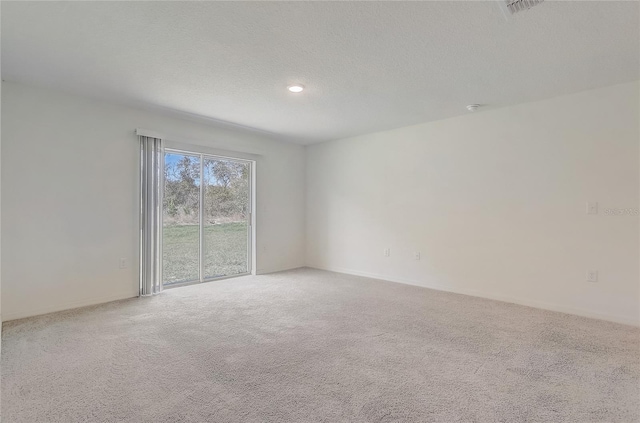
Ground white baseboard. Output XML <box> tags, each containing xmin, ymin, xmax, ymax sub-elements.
<box><xmin>5</xmin><ymin>267</ymin><xmax>636</xmax><ymax>327</ymax></box>
<box><xmin>2</xmin><ymin>291</ymin><xmax>138</xmax><ymax>322</ymax></box>
<box><xmin>307</xmin><ymin>264</ymin><xmax>640</xmax><ymax>327</ymax></box>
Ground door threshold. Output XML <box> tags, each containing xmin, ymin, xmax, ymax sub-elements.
<box><xmin>163</xmin><ymin>272</ymin><xmax>251</xmax><ymax>290</ymax></box>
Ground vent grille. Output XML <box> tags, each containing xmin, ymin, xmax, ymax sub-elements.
<box><xmin>505</xmin><ymin>0</ymin><xmax>544</xmax><ymax>14</ymax></box>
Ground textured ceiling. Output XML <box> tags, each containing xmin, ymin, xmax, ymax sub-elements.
<box><xmin>2</xmin><ymin>1</ymin><xmax>638</xmax><ymax>144</ymax></box>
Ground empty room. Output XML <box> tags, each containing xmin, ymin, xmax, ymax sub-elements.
<box><xmin>1</xmin><ymin>1</ymin><xmax>639</xmax><ymax>422</ymax></box>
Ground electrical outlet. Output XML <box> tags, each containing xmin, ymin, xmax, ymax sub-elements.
<box><xmin>586</xmin><ymin>202</ymin><xmax>598</xmax><ymax>215</ymax></box>
<box><xmin>587</xmin><ymin>270</ymin><xmax>598</xmax><ymax>283</ymax></box>
<box><xmin>414</xmin><ymin>252</ymin><xmax>421</xmax><ymax>261</ymax></box>
<box><xmin>384</xmin><ymin>248</ymin><xmax>390</xmax><ymax>257</ymax></box>
<box><xmin>119</xmin><ymin>258</ymin><xmax>127</xmax><ymax>269</ymax></box>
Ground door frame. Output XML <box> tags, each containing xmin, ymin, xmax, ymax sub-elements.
<box><xmin>161</xmin><ymin>141</ymin><xmax>257</xmax><ymax>289</ymax></box>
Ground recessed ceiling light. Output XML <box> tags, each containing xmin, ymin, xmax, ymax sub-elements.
<box><xmin>466</xmin><ymin>104</ymin><xmax>480</xmax><ymax>112</ymax></box>
<box><xmin>288</xmin><ymin>85</ymin><xmax>304</xmax><ymax>93</ymax></box>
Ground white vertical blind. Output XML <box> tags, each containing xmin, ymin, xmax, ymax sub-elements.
<box><xmin>139</xmin><ymin>135</ymin><xmax>163</xmax><ymax>296</ymax></box>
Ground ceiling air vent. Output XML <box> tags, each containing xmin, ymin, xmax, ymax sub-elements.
<box><xmin>497</xmin><ymin>0</ymin><xmax>544</xmax><ymax>20</ymax></box>
<box><xmin>500</xmin><ymin>0</ymin><xmax>544</xmax><ymax>16</ymax></box>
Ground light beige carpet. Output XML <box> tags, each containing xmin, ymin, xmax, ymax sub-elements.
<box><xmin>2</xmin><ymin>268</ymin><xmax>639</xmax><ymax>422</ymax></box>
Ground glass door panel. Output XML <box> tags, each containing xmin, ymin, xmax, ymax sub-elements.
<box><xmin>203</xmin><ymin>157</ymin><xmax>250</xmax><ymax>279</ymax></box>
<box><xmin>162</xmin><ymin>152</ymin><xmax>201</xmax><ymax>285</ymax></box>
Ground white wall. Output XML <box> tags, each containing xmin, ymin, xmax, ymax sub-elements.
<box><xmin>3</xmin><ymin>80</ymin><xmax>638</xmax><ymax>326</ymax></box>
<box><xmin>307</xmin><ymin>81</ymin><xmax>640</xmax><ymax>326</ymax></box>
<box><xmin>1</xmin><ymin>81</ymin><xmax>306</xmax><ymax>321</ymax></box>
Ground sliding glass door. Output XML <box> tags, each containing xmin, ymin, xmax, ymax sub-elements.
<box><xmin>162</xmin><ymin>152</ymin><xmax>201</xmax><ymax>284</ymax></box>
<box><xmin>162</xmin><ymin>149</ymin><xmax>251</xmax><ymax>286</ymax></box>
<box><xmin>203</xmin><ymin>158</ymin><xmax>251</xmax><ymax>279</ymax></box>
